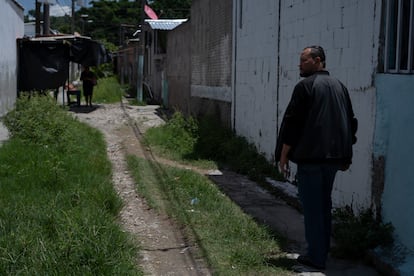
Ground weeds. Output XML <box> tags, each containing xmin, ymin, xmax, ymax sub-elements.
<box><xmin>332</xmin><ymin>206</ymin><xmax>394</xmax><ymax>259</ymax></box>
<box><xmin>127</xmin><ymin>156</ymin><xmax>291</xmax><ymax>275</ymax></box>
<box><xmin>129</xmin><ymin>111</ymin><xmax>294</xmax><ymax>274</ymax></box>
<box><xmin>0</xmin><ymin>94</ymin><xmax>141</xmax><ymax>275</ymax></box>
<box><xmin>150</xmin><ymin>112</ymin><xmax>198</xmax><ymax>157</ymax></box>
<box><xmin>144</xmin><ymin>112</ymin><xmax>282</xmax><ymax>181</ymax></box>
<box><xmin>93</xmin><ymin>76</ymin><xmax>123</xmax><ymax>103</ymax></box>
<box><xmin>2</xmin><ymin>94</ymin><xmax>74</xmax><ymax>150</ymax></box>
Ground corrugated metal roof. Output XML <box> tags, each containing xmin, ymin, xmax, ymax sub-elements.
<box><xmin>145</xmin><ymin>19</ymin><xmax>188</xmax><ymax>30</ymax></box>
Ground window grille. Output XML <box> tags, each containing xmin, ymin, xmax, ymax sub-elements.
<box><xmin>385</xmin><ymin>0</ymin><xmax>414</xmax><ymax>73</ymax></box>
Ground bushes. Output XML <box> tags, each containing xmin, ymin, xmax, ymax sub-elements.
<box><xmin>144</xmin><ymin>111</ymin><xmax>198</xmax><ymax>158</ymax></box>
<box><xmin>93</xmin><ymin>76</ymin><xmax>123</xmax><ymax>103</ymax></box>
<box><xmin>2</xmin><ymin>94</ymin><xmax>75</xmax><ymax>149</ymax></box>
<box><xmin>144</xmin><ymin>111</ymin><xmax>282</xmax><ymax>181</ymax></box>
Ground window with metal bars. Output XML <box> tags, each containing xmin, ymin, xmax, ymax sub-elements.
<box><xmin>385</xmin><ymin>0</ymin><xmax>414</xmax><ymax>73</ymax></box>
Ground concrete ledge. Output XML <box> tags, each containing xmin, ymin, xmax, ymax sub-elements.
<box><xmin>191</xmin><ymin>85</ymin><xmax>232</xmax><ymax>102</ymax></box>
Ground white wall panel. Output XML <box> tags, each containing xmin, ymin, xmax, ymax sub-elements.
<box><xmin>234</xmin><ymin>0</ymin><xmax>381</xmax><ymax>209</ymax></box>
<box><xmin>0</xmin><ymin>0</ymin><xmax>24</xmax><ymax>116</ymax></box>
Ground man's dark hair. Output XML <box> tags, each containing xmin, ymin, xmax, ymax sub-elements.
<box><xmin>305</xmin><ymin>45</ymin><xmax>326</xmax><ymax>68</ymax></box>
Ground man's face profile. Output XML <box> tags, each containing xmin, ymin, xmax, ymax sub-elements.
<box><xmin>299</xmin><ymin>48</ymin><xmax>319</xmax><ymax>77</ymax></box>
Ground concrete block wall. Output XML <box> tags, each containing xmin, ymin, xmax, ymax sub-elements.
<box><xmin>0</xmin><ymin>0</ymin><xmax>24</xmax><ymax>116</ymax></box>
<box><xmin>279</xmin><ymin>0</ymin><xmax>380</xmax><ymax>91</ymax></box>
<box><xmin>233</xmin><ymin>0</ymin><xmax>279</xmax><ymax>157</ymax></box>
<box><xmin>166</xmin><ymin>23</ymin><xmax>191</xmax><ymax>114</ymax></box>
<box><xmin>191</xmin><ymin>0</ymin><xmax>232</xmax><ymax>102</ymax></box>
<box><xmin>279</xmin><ymin>0</ymin><xmax>382</xmax><ymax>210</ymax></box>
<box><xmin>165</xmin><ymin>0</ymin><xmax>232</xmax><ymax>127</ymax></box>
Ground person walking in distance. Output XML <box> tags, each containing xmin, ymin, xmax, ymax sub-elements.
<box><xmin>275</xmin><ymin>46</ymin><xmax>358</xmax><ymax>271</ymax></box>
<box><xmin>80</xmin><ymin>65</ymin><xmax>97</xmax><ymax>107</ymax></box>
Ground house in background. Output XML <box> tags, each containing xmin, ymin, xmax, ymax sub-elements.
<box><xmin>144</xmin><ymin>19</ymin><xmax>187</xmax><ymax>106</ymax></box>
<box><xmin>116</xmin><ymin>19</ymin><xmax>186</xmax><ymax>104</ymax></box>
<box><xmin>165</xmin><ymin>0</ymin><xmax>414</xmax><ymax>274</ymax></box>
<box><xmin>0</xmin><ymin>0</ymin><xmax>24</xmax><ymax>116</ymax></box>
<box><xmin>115</xmin><ymin>37</ymin><xmax>139</xmax><ymax>95</ymax></box>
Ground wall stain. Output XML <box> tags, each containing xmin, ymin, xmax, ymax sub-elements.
<box><xmin>372</xmin><ymin>155</ymin><xmax>385</xmax><ymax>221</ymax></box>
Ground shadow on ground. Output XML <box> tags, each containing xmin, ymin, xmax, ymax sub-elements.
<box><xmin>68</xmin><ymin>104</ymin><xmax>99</xmax><ymax>113</ymax></box>
<box><xmin>207</xmin><ymin>169</ymin><xmax>381</xmax><ymax>275</ymax></box>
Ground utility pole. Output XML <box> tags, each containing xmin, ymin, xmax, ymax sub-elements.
<box><xmin>71</xmin><ymin>0</ymin><xmax>75</xmax><ymax>34</ymax></box>
<box><xmin>35</xmin><ymin>0</ymin><xmax>41</xmax><ymax>36</ymax></box>
<box><xmin>136</xmin><ymin>0</ymin><xmax>145</xmax><ymax>102</ymax></box>
<box><xmin>70</xmin><ymin>0</ymin><xmax>76</xmax><ymax>83</ymax></box>
<box><xmin>43</xmin><ymin>3</ymin><xmax>50</xmax><ymax>35</ymax></box>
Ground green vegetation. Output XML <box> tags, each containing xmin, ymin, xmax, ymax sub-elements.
<box><xmin>144</xmin><ymin>112</ymin><xmax>282</xmax><ymax>181</ymax></box>
<box><xmin>0</xmin><ymin>95</ymin><xmax>141</xmax><ymax>275</ymax></box>
<box><xmin>151</xmin><ymin>0</ymin><xmax>192</xmax><ymax>18</ymax></box>
<box><xmin>144</xmin><ymin>112</ymin><xmax>198</xmax><ymax>160</ymax></box>
<box><xmin>93</xmin><ymin>76</ymin><xmax>123</xmax><ymax>104</ymax></box>
<box><xmin>3</xmin><ymin>95</ymin><xmax>72</xmax><ymax>147</ymax></box>
<box><xmin>3</xmin><ymin>91</ymin><xmax>389</xmax><ymax>274</ymax></box>
<box><xmin>126</xmin><ymin>98</ymin><xmax>147</xmax><ymax>106</ymax></box>
<box><xmin>332</xmin><ymin>207</ymin><xmax>394</xmax><ymax>259</ymax></box>
<box><xmin>127</xmin><ymin>156</ymin><xmax>292</xmax><ymax>275</ymax></box>
<box><xmin>129</xmin><ymin>111</ymin><xmax>292</xmax><ymax>274</ymax></box>
<box><xmin>66</xmin><ymin>75</ymin><xmax>121</xmax><ymax>106</ymax></box>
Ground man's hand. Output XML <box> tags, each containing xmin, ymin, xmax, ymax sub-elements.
<box><xmin>339</xmin><ymin>163</ymin><xmax>350</xmax><ymax>171</ymax></box>
<box><xmin>278</xmin><ymin>144</ymin><xmax>291</xmax><ymax>179</ymax></box>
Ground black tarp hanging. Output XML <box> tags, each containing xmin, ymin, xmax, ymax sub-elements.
<box><xmin>17</xmin><ymin>36</ymin><xmax>111</xmax><ymax>91</ymax></box>
<box><xmin>18</xmin><ymin>40</ymin><xmax>70</xmax><ymax>91</ymax></box>
<box><xmin>69</xmin><ymin>39</ymin><xmax>110</xmax><ymax>66</ymax></box>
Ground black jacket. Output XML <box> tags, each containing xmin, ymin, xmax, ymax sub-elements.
<box><xmin>275</xmin><ymin>71</ymin><xmax>357</xmax><ymax>164</ymax></box>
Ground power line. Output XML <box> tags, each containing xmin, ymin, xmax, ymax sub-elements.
<box><xmin>56</xmin><ymin>0</ymin><xmax>71</xmax><ymax>16</ymax></box>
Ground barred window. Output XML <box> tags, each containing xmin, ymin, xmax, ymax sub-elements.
<box><xmin>385</xmin><ymin>0</ymin><xmax>414</xmax><ymax>73</ymax></box>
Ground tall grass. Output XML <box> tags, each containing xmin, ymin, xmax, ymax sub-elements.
<box><xmin>0</xmin><ymin>95</ymin><xmax>141</xmax><ymax>275</ymax></box>
<box><xmin>332</xmin><ymin>207</ymin><xmax>394</xmax><ymax>259</ymax></box>
<box><xmin>144</xmin><ymin>112</ymin><xmax>282</xmax><ymax>181</ymax></box>
<box><xmin>129</xmin><ymin>111</ymin><xmax>292</xmax><ymax>274</ymax></box>
<box><xmin>93</xmin><ymin>76</ymin><xmax>123</xmax><ymax>104</ymax></box>
<box><xmin>127</xmin><ymin>156</ymin><xmax>293</xmax><ymax>275</ymax></box>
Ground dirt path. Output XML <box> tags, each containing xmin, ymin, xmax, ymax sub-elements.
<box><xmin>72</xmin><ymin>103</ymin><xmax>211</xmax><ymax>276</ymax></box>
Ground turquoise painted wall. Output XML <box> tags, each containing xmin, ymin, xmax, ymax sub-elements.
<box><xmin>375</xmin><ymin>74</ymin><xmax>414</xmax><ymax>273</ymax></box>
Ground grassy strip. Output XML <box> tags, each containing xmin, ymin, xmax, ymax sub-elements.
<box><xmin>131</xmin><ymin>111</ymin><xmax>293</xmax><ymax>274</ymax></box>
<box><xmin>144</xmin><ymin>112</ymin><xmax>283</xmax><ymax>182</ymax></box>
<box><xmin>0</xmin><ymin>95</ymin><xmax>141</xmax><ymax>275</ymax></box>
<box><xmin>127</xmin><ymin>156</ymin><xmax>293</xmax><ymax>275</ymax></box>
<box><xmin>93</xmin><ymin>76</ymin><xmax>123</xmax><ymax>104</ymax></box>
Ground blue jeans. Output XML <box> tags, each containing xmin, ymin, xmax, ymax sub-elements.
<box><xmin>297</xmin><ymin>163</ymin><xmax>338</xmax><ymax>267</ymax></box>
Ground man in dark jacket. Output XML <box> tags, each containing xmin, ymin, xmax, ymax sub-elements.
<box><xmin>276</xmin><ymin>46</ymin><xmax>357</xmax><ymax>271</ymax></box>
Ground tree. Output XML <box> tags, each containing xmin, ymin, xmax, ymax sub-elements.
<box><xmin>78</xmin><ymin>0</ymin><xmax>141</xmax><ymax>45</ymax></box>
<box><xmin>24</xmin><ymin>0</ymin><xmax>192</xmax><ymax>46</ymax></box>
<box><xmin>150</xmin><ymin>0</ymin><xmax>192</xmax><ymax>19</ymax></box>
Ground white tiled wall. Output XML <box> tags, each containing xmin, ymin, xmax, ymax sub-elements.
<box><xmin>233</xmin><ymin>0</ymin><xmax>382</xmax><ymax>210</ymax></box>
